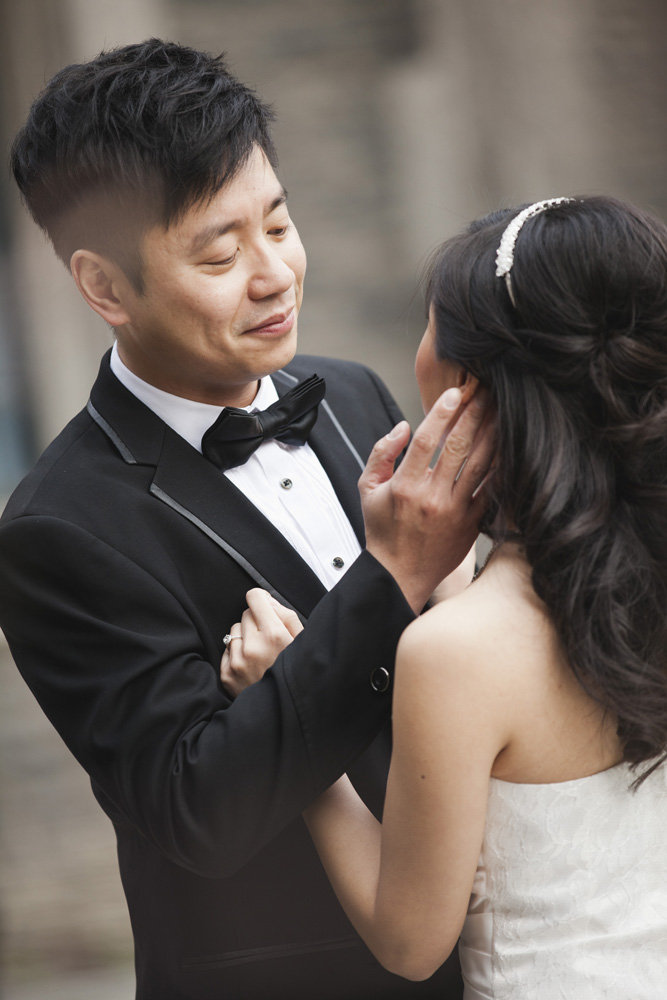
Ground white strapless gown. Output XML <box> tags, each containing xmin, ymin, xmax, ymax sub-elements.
<box><xmin>459</xmin><ymin>761</ymin><xmax>667</xmax><ymax>999</ymax></box>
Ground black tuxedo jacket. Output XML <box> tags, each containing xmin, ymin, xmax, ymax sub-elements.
<box><xmin>0</xmin><ymin>352</ymin><xmax>462</xmax><ymax>999</ymax></box>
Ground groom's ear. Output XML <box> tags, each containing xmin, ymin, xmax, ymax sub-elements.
<box><xmin>70</xmin><ymin>249</ymin><xmax>134</xmax><ymax>328</ymax></box>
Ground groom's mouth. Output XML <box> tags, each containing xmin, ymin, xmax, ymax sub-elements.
<box><xmin>243</xmin><ymin>308</ymin><xmax>296</xmax><ymax>338</ymax></box>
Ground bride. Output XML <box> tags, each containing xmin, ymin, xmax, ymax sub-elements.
<box><xmin>221</xmin><ymin>196</ymin><xmax>667</xmax><ymax>998</ymax></box>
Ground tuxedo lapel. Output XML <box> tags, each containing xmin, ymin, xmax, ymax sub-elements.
<box><xmin>149</xmin><ymin>433</ymin><xmax>326</xmax><ymax>616</ymax></box>
<box><xmin>88</xmin><ymin>353</ymin><xmax>326</xmax><ymax>617</ymax></box>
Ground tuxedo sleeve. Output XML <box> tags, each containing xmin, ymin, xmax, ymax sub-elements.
<box><xmin>0</xmin><ymin>514</ymin><xmax>412</xmax><ymax>877</ymax></box>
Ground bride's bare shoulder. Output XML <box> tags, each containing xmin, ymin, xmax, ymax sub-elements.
<box><xmin>395</xmin><ymin>543</ymin><xmax>621</xmax><ymax>780</ymax></box>
<box><xmin>397</xmin><ymin>544</ymin><xmax>553</xmax><ymax>685</ymax></box>
<box><xmin>392</xmin><ymin>549</ymin><xmax>543</xmax><ymax>752</ymax></box>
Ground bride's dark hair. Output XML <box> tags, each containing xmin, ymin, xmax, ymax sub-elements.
<box><xmin>426</xmin><ymin>195</ymin><xmax>667</xmax><ymax>781</ymax></box>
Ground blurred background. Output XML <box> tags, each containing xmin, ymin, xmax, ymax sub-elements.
<box><xmin>1</xmin><ymin>0</ymin><xmax>666</xmax><ymax>996</ymax></box>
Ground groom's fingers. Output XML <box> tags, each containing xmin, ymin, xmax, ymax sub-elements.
<box><xmin>359</xmin><ymin>384</ymin><xmax>492</xmax><ymax>613</ymax></box>
<box><xmin>452</xmin><ymin>407</ymin><xmax>496</xmax><ymax>503</ymax></box>
<box><xmin>358</xmin><ymin>420</ymin><xmax>411</xmax><ymax>493</ymax></box>
<box><xmin>435</xmin><ymin>395</ymin><xmax>494</xmax><ymax>500</ymax></box>
<box><xmin>394</xmin><ymin>388</ymin><xmax>462</xmax><ymax>481</ymax></box>
<box><xmin>397</xmin><ymin>387</ymin><xmax>488</xmax><ymax>495</ymax></box>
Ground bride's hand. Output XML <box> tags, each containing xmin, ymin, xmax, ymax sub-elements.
<box><xmin>220</xmin><ymin>588</ymin><xmax>304</xmax><ymax>698</ymax></box>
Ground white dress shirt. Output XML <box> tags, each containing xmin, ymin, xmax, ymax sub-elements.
<box><xmin>110</xmin><ymin>343</ymin><xmax>361</xmax><ymax>590</ymax></box>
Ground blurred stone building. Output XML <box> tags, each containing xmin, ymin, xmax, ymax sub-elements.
<box><xmin>1</xmin><ymin>0</ymin><xmax>666</xmax><ymax>995</ymax></box>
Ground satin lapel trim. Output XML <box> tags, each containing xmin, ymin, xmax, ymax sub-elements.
<box><xmin>88</xmin><ymin>388</ymin><xmax>325</xmax><ymax>617</ymax></box>
<box><xmin>148</xmin><ymin>483</ymin><xmax>308</xmax><ymax>618</ymax></box>
<box><xmin>149</xmin><ymin>431</ymin><xmax>326</xmax><ymax>617</ymax></box>
<box><xmin>273</xmin><ymin>369</ymin><xmax>366</xmax><ymax>546</ymax></box>
<box><xmin>87</xmin><ymin>401</ymin><xmax>139</xmax><ymax>464</ymax></box>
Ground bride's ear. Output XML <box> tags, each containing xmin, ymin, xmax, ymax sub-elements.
<box><xmin>459</xmin><ymin>370</ymin><xmax>479</xmax><ymax>405</ymax></box>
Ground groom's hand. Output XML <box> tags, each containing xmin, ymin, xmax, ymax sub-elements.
<box><xmin>360</xmin><ymin>386</ymin><xmax>493</xmax><ymax>613</ymax></box>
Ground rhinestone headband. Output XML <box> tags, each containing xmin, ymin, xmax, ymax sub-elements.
<box><xmin>495</xmin><ymin>198</ymin><xmax>574</xmax><ymax>306</ymax></box>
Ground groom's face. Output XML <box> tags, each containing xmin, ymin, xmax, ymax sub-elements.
<box><xmin>112</xmin><ymin>145</ymin><xmax>307</xmax><ymax>407</ymax></box>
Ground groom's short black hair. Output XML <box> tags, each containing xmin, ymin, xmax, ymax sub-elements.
<box><xmin>10</xmin><ymin>38</ymin><xmax>277</xmax><ymax>290</ymax></box>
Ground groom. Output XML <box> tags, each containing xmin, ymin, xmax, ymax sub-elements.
<box><xmin>1</xmin><ymin>40</ymin><xmax>485</xmax><ymax>999</ymax></box>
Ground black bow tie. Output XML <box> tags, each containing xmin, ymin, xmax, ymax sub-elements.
<box><xmin>202</xmin><ymin>374</ymin><xmax>326</xmax><ymax>472</ymax></box>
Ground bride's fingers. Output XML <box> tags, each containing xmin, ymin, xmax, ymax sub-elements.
<box><xmin>245</xmin><ymin>588</ymin><xmax>303</xmax><ymax>640</ymax></box>
<box><xmin>220</xmin><ymin>622</ymin><xmax>243</xmax><ymax>693</ymax></box>
<box><xmin>266</xmin><ymin>595</ymin><xmax>304</xmax><ymax>638</ymax></box>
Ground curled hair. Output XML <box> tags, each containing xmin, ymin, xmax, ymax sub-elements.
<box><xmin>426</xmin><ymin>196</ymin><xmax>667</xmax><ymax>780</ymax></box>
<box><xmin>10</xmin><ymin>38</ymin><xmax>277</xmax><ymax>288</ymax></box>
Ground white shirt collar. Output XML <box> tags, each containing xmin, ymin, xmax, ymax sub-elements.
<box><xmin>109</xmin><ymin>341</ymin><xmax>279</xmax><ymax>453</ymax></box>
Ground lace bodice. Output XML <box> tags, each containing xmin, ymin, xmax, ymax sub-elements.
<box><xmin>459</xmin><ymin>762</ymin><xmax>667</xmax><ymax>999</ymax></box>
